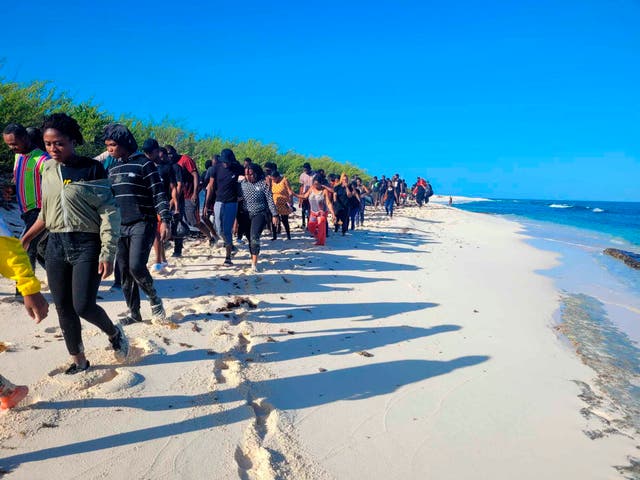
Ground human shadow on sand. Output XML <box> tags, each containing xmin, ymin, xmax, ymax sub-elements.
<box><xmin>148</xmin><ymin>273</ymin><xmax>392</xmax><ymax>299</ymax></box>
<box><xmin>2</xmin><ymin>356</ymin><xmax>489</xmax><ymax>470</ymax></box>
<box><xmin>254</xmin><ymin>301</ymin><xmax>439</xmax><ymax>323</ymax></box>
<box><xmin>266</xmin><ymin>250</ymin><xmax>421</xmax><ymax>273</ymax></box>
<box><xmin>251</xmin><ymin>324</ymin><xmax>462</xmax><ymax>364</ymax></box>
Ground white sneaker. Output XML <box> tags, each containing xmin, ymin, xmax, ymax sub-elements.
<box><xmin>151</xmin><ymin>301</ymin><xmax>167</xmax><ymax>325</ymax></box>
<box><xmin>251</xmin><ymin>263</ymin><xmax>261</xmax><ymax>273</ymax></box>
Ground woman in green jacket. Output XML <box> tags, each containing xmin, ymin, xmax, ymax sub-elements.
<box><xmin>22</xmin><ymin>113</ymin><xmax>128</xmax><ymax>374</ymax></box>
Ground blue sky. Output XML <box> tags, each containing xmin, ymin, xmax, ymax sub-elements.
<box><xmin>3</xmin><ymin>0</ymin><xmax>640</xmax><ymax>200</ymax></box>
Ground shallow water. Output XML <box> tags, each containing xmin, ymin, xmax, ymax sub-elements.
<box><xmin>457</xmin><ymin>199</ymin><xmax>640</xmax><ymax>436</ymax></box>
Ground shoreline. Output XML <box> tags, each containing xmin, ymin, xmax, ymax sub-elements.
<box><xmin>0</xmin><ymin>203</ymin><xmax>636</xmax><ymax>479</ymax></box>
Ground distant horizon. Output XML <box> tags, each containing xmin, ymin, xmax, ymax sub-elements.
<box><xmin>443</xmin><ymin>195</ymin><xmax>640</xmax><ymax>204</ymax></box>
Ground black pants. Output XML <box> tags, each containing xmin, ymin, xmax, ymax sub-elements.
<box><xmin>46</xmin><ymin>233</ymin><xmax>117</xmax><ymax>356</ymax></box>
<box><xmin>301</xmin><ymin>200</ymin><xmax>310</xmax><ymax>227</ymax></box>
<box><xmin>237</xmin><ymin>205</ymin><xmax>251</xmax><ymax>242</ymax></box>
<box><xmin>334</xmin><ymin>209</ymin><xmax>349</xmax><ymax>234</ymax></box>
<box><xmin>117</xmin><ymin>220</ymin><xmax>160</xmax><ymax>316</ymax></box>
<box><xmin>250</xmin><ymin>212</ymin><xmax>269</xmax><ymax>255</ymax></box>
<box><xmin>21</xmin><ymin>208</ymin><xmax>46</xmax><ymax>270</ymax></box>
<box><xmin>273</xmin><ymin>214</ymin><xmax>291</xmax><ymax>240</ymax></box>
<box><xmin>348</xmin><ymin>207</ymin><xmax>358</xmax><ymax>230</ymax></box>
<box><xmin>172</xmin><ymin>201</ymin><xmax>190</xmax><ymax>255</ymax></box>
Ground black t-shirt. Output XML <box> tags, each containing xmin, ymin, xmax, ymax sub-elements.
<box><xmin>61</xmin><ymin>156</ymin><xmax>107</xmax><ymax>183</ymax></box>
<box><xmin>349</xmin><ymin>187</ymin><xmax>361</xmax><ymax>209</ymax></box>
<box><xmin>213</xmin><ymin>161</ymin><xmax>244</xmax><ymax>203</ymax></box>
<box><xmin>155</xmin><ymin>162</ymin><xmax>176</xmax><ymax>199</ymax></box>
<box><xmin>334</xmin><ymin>185</ymin><xmax>350</xmax><ymax>211</ymax></box>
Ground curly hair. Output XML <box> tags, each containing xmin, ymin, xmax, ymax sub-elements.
<box><xmin>42</xmin><ymin>113</ymin><xmax>84</xmax><ymax>145</ymax></box>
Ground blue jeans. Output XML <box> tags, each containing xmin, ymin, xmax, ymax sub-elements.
<box><xmin>385</xmin><ymin>197</ymin><xmax>395</xmax><ymax>217</ymax></box>
<box><xmin>214</xmin><ymin>201</ymin><xmax>238</xmax><ymax>246</ymax></box>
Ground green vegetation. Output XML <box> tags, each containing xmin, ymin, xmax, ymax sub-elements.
<box><xmin>0</xmin><ymin>76</ymin><xmax>368</xmax><ymax>188</ymax></box>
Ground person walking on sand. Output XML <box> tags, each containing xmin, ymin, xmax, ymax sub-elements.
<box><xmin>333</xmin><ymin>174</ymin><xmax>352</xmax><ymax>236</ymax></box>
<box><xmin>299</xmin><ymin>175</ymin><xmax>335</xmax><ymax>246</ymax></box>
<box><xmin>298</xmin><ymin>162</ymin><xmax>314</xmax><ymax>228</ymax></box>
<box><xmin>143</xmin><ymin>139</ymin><xmax>178</xmax><ymax>272</ymax></box>
<box><xmin>206</xmin><ymin>148</ymin><xmax>245</xmax><ymax>265</ymax></box>
<box><xmin>183</xmin><ymin>150</ymin><xmax>217</xmax><ymax>243</ymax></box>
<box><xmin>22</xmin><ymin>113</ymin><xmax>128</xmax><ymax>375</ymax></box>
<box><xmin>383</xmin><ymin>179</ymin><xmax>398</xmax><ymax>217</ymax></box>
<box><xmin>270</xmin><ymin>169</ymin><xmax>295</xmax><ymax>240</ymax></box>
<box><xmin>2</xmin><ymin>123</ymin><xmax>49</xmax><ymax>273</ymax></box>
<box><xmin>239</xmin><ymin>164</ymin><xmax>278</xmax><ymax>272</ymax></box>
<box><xmin>0</xmin><ymin>212</ymin><xmax>50</xmax><ymax>409</ymax></box>
<box><xmin>105</xmin><ymin>125</ymin><xmax>172</xmax><ymax>325</ymax></box>
<box><xmin>355</xmin><ymin>177</ymin><xmax>370</xmax><ymax>227</ymax></box>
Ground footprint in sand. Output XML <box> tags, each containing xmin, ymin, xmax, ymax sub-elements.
<box><xmin>237</xmin><ymin>332</ymin><xmax>252</xmax><ymax>354</ymax></box>
<box><xmin>48</xmin><ymin>366</ymin><xmax>119</xmax><ymax>390</ymax></box>
<box><xmin>91</xmin><ymin>368</ymin><xmax>144</xmax><ymax>394</ymax></box>
<box><xmin>213</xmin><ymin>358</ymin><xmax>242</xmax><ymax>387</ymax></box>
<box><xmin>213</xmin><ymin>358</ymin><xmax>229</xmax><ymax>384</ymax></box>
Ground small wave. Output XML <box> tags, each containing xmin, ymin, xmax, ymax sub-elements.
<box><xmin>549</xmin><ymin>204</ymin><xmax>573</xmax><ymax>209</ymax></box>
<box><xmin>592</xmin><ymin>208</ymin><xmax>605</xmax><ymax>213</ymax></box>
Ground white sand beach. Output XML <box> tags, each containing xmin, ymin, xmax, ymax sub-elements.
<box><xmin>0</xmin><ymin>204</ymin><xmax>635</xmax><ymax>479</ymax></box>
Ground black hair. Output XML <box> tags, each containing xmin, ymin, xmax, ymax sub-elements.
<box><xmin>213</xmin><ymin>154</ymin><xmax>220</xmax><ymax>162</ymax></box>
<box><xmin>204</xmin><ymin>160</ymin><xmax>212</xmax><ymax>169</ymax></box>
<box><xmin>26</xmin><ymin>127</ymin><xmax>45</xmax><ymax>151</ymax></box>
<box><xmin>42</xmin><ymin>113</ymin><xmax>84</xmax><ymax>145</ymax></box>
<box><xmin>165</xmin><ymin>145</ymin><xmax>176</xmax><ymax>154</ymax></box>
<box><xmin>247</xmin><ymin>163</ymin><xmax>265</xmax><ymax>181</ymax></box>
<box><xmin>264</xmin><ymin>161</ymin><xmax>277</xmax><ymax>172</ymax></box>
<box><xmin>159</xmin><ymin>147</ymin><xmax>168</xmax><ymax>154</ymax></box>
<box><xmin>3</xmin><ymin>122</ymin><xmax>27</xmax><ymax>137</ymax></box>
<box><xmin>312</xmin><ymin>174</ymin><xmax>323</xmax><ymax>184</ymax></box>
<box><xmin>220</xmin><ymin>148</ymin><xmax>237</xmax><ymax>164</ymax></box>
<box><xmin>243</xmin><ymin>157</ymin><xmax>252</xmax><ymax>163</ymax></box>
<box><xmin>103</xmin><ymin>124</ymin><xmax>138</xmax><ymax>153</ymax></box>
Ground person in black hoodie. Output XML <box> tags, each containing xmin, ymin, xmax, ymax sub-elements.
<box><xmin>206</xmin><ymin>148</ymin><xmax>245</xmax><ymax>265</ymax></box>
<box><xmin>105</xmin><ymin>125</ymin><xmax>172</xmax><ymax>325</ymax></box>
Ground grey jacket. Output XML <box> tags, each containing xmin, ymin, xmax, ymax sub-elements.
<box><xmin>38</xmin><ymin>161</ymin><xmax>121</xmax><ymax>262</ymax></box>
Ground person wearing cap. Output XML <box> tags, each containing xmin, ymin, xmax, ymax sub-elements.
<box><xmin>105</xmin><ymin>125</ymin><xmax>172</xmax><ymax>325</ymax></box>
<box><xmin>206</xmin><ymin>148</ymin><xmax>244</xmax><ymax>265</ymax></box>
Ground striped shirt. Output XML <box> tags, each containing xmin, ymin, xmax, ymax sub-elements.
<box><xmin>109</xmin><ymin>152</ymin><xmax>171</xmax><ymax>225</ymax></box>
<box><xmin>13</xmin><ymin>149</ymin><xmax>49</xmax><ymax>213</ymax></box>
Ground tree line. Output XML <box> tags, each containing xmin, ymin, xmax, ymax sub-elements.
<box><xmin>0</xmin><ymin>75</ymin><xmax>368</xmax><ymax>189</ymax></box>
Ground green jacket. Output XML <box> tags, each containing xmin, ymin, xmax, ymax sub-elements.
<box><xmin>38</xmin><ymin>161</ymin><xmax>121</xmax><ymax>262</ymax></box>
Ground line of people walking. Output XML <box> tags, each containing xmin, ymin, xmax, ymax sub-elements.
<box><xmin>1</xmin><ymin>113</ymin><xmax>434</xmax><ymax>407</ymax></box>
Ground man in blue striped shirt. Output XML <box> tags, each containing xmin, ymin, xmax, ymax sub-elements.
<box><xmin>105</xmin><ymin>125</ymin><xmax>172</xmax><ymax>325</ymax></box>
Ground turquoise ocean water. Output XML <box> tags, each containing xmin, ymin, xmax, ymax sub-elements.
<box><xmin>456</xmin><ymin>199</ymin><xmax>640</xmax><ymax>433</ymax></box>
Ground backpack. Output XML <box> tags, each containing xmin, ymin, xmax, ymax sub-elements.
<box><xmin>425</xmin><ymin>182</ymin><xmax>433</xmax><ymax>197</ymax></box>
